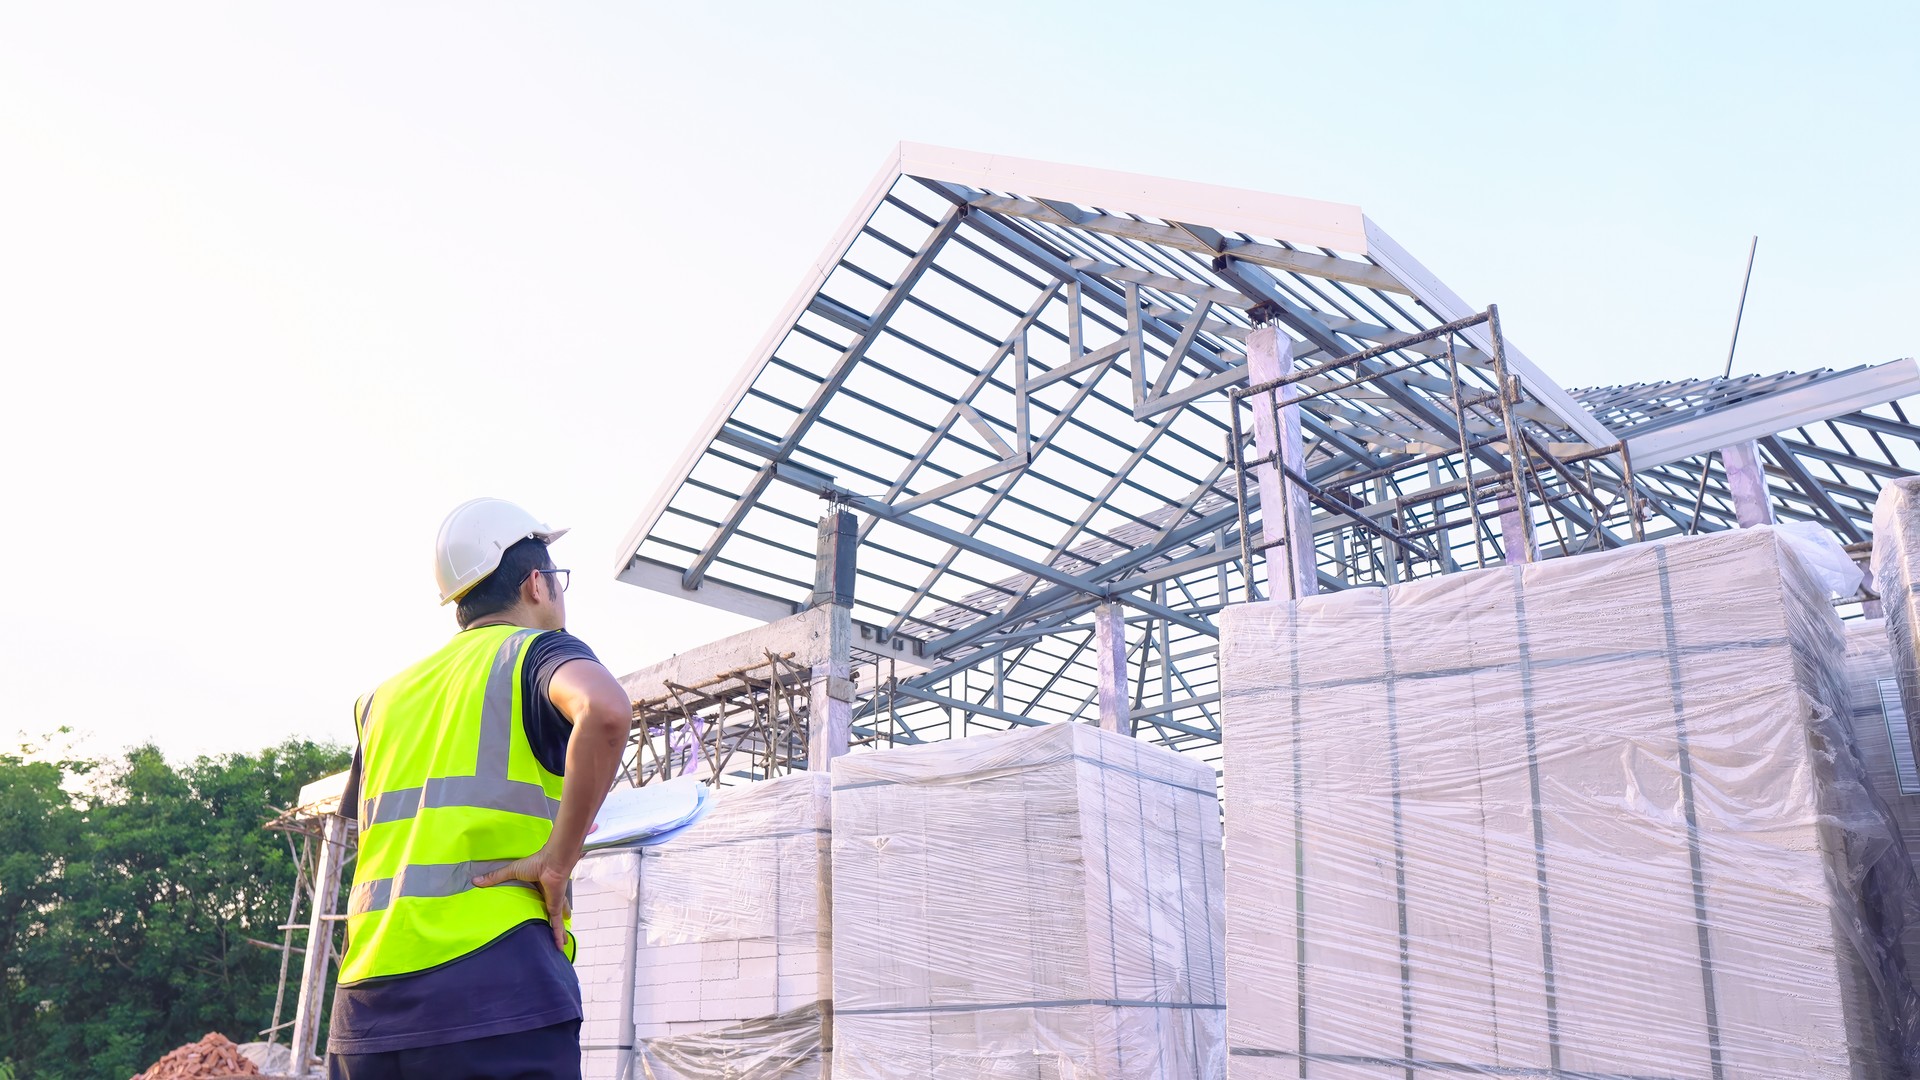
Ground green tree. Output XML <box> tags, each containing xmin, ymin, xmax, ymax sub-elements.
<box><xmin>1</xmin><ymin>736</ymin><xmax>348</xmax><ymax>1079</ymax></box>
<box><xmin>0</xmin><ymin>733</ymin><xmax>86</xmax><ymax>1071</ymax></box>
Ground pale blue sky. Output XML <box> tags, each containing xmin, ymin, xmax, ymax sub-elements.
<box><xmin>2</xmin><ymin>2</ymin><xmax>1914</xmax><ymax>762</ymax></box>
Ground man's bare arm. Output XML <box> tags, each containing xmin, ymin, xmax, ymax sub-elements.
<box><xmin>543</xmin><ymin>657</ymin><xmax>631</xmax><ymax>851</ymax></box>
<box><xmin>472</xmin><ymin>657</ymin><xmax>631</xmax><ymax>950</ymax></box>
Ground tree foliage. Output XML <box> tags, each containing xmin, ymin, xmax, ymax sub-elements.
<box><xmin>0</xmin><ymin>734</ymin><xmax>349</xmax><ymax>1079</ymax></box>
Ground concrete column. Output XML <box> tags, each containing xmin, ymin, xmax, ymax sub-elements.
<box><xmin>1858</xmin><ymin>557</ymin><xmax>1883</xmax><ymax>618</ymax></box>
<box><xmin>1246</xmin><ymin>324</ymin><xmax>1316</xmax><ymax>600</ymax></box>
<box><xmin>1498</xmin><ymin>495</ymin><xmax>1537</xmax><ymax>565</ymax></box>
<box><xmin>1720</xmin><ymin>440</ymin><xmax>1774</xmax><ymax>527</ymax></box>
<box><xmin>811</xmin><ymin>510</ymin><xmax>857</xmax><ymax>608</ymax></box>
<box><xmin>806</xmin><ymin>510</ymin><xmax>857</xmax><ymax>769</ymax></box>
<box><xmin>289</xmin><ymin>813</ymin><xmax>348</xmax><ymax>1077</ymax></box>
<box><xmin>1094</xmin><ymin>602</ymin><xmax>1131</xmax><ymax>735</ymax></box>
<box><xmin>806</xmin><ymin>604</ymin><xmax>853</xmax><ymax>769</ymax></box>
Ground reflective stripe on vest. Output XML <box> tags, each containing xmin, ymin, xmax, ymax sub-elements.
<box><xmin>339</xmin><ymin>625</ymin><xmax>570</xmax><ymax>984</ymax></box>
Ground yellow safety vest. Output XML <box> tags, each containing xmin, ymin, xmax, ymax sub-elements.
<box><xmin>339</xmin><ymin>624</ymin><xmax>574</xmax><ymax>985</ymax></box>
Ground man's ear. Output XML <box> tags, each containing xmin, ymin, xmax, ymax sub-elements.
<box><xmin>521</xmin><ymin>570</ymin><xmax>548</xmax><ymax>606</ymax></box>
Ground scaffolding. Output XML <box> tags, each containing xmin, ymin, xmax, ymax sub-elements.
<box><xmin>623</xmin><ymin>652</ymin><xmax>809</xmax><ymax>785</ymax></box>
<box><xmin>619</xmin><ymin>647</ymin><xmax>903</xmax><ymax>788</ymax></box>
<box><xmin>1227</xmin><ymin>305</ymin><xmax>1644</xmax><ymax>601</ymax></box>
<box><xmin>259</xmin><ymin>776</ymin><xmax>355</xmax><ymax>1079</ymax></box>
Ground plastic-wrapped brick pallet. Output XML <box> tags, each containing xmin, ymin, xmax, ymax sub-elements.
<box><xmin>1219</xmin><ymin>526</ymin><xmax>1919</xmax><ymax>1079</ymax></box>
<box><xmin>1842</xmin><ymin>621</ymin><xmax>1920</xmax><ymax>982</ymax></box>
<box><xmin>572</xmin><ymin>773</ymin><xmax>831</xmax><ymax>1080</ymax></box>
<box><xmin>1874</xmin><ymin>476</ymin><xmax>1920</xmax><ymax>767</ymax></box>
<box><xmin>831</xmin><ymin>722</ymin><xmax>1227</xmax><ymax>1079</ymax></box>
<box><xmin>574</xmin><ymin>847</ymin><xmax>642</xmax><ymax>1080</ymax></box>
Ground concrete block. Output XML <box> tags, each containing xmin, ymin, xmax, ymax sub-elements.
<box><xmin>831</xmin><ymin>723</ymin><xmax>1224</xmax><ymax>1079</ymax></box>
<box><xmin>1220</xmin><ymin>527</ymin><xmax>1917</xmax><ymax>1079</ymax></box>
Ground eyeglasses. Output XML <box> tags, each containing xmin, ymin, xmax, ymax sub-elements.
<box><xmin>526</xmin><ymin>568</ymin><xmax>571</xmax><ymax>594</ymax></box>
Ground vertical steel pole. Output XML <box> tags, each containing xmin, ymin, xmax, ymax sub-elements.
<box><xmin>1444</xmin><ymin>332</ymin><xmax>1488</xmax><ymax>569</ymax></box>
<box><xmin>1486</xmin><ymin>305</ymin><xmax>1536</xmax><ymax>563</ymax></box>
<box><xmin>1228</xmin><ymin>411</ymin><xmax>1256</xmax><ymax>604</ymax></box>
<box><xmin>1619</xmin><ymin>443</ymin><xmax>1646</xmax><ymax>543</ymax></box>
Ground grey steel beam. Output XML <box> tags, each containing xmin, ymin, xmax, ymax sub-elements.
<box><xmin>1760</xmin><ymin>435</ymin><xmax>1869</xmax><ymax>542</ymax></box>
<box><xmin>929</xmin><ymin>500</ymin><xmax>1247</xmax><ymax>658</ymax></box>
<box><xmin>769</xmin><ymin>464</ymin><xmax>1110</xmax><ymax>600</ymax></box>
<box><xmin>932</xmin><ymin>184</ymin><xmax>1390</xmax><ymax>473</ymax></box>
<box><xmin>683</xmin><ymin>204</ymin><xmax>966</xmax><ymax>589</ymax></box>
<box><xmin>1627</xmin><ymin>362</ymin><xmax>1920</xmax><ymax>469</ymax></box>
<box><xmin>1218</xmin><ymin>258</ymin><xmax>1612</xmax><ymax>546</ymax></box>
<box><xmin>966</xmin><ymin>194</ymin><xmax>1406</xmax><ymax>293</ymax></box>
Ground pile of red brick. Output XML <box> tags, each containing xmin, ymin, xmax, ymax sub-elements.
<box><xmin>131</xmin><ymin>1033</ymin><xmax>263</xmax><ymax>1080</ymax></box>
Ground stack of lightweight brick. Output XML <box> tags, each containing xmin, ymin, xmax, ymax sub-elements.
<box><xmin>831</xmin><ymin>721</ymin><xmax>1227</xmax><ymax>1079</ymax></box>
<box><xmin>571</xmin><ymin>772</ymin><xmax>832</xmax><ymax>1080</ymax></box>
<box><xmin>1875</xmin><ymin>475</ymin><xmax>1920</xmax><ymax>768</ymax></box>
<box><xmin>574</xmin><ymin>845</ymin><xmax>642</xmax><ymax>1080</ymax></box>
<box><xmin>1220</xmin><ymin>527</ymin><xmax>1917</xmax><ymax>1078</ymax></box>
<box><xmin>1841</xmin><ymin>620</ymin><xmax>1920</xmax><ymax>979</ymax></box>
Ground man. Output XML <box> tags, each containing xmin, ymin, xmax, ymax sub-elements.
<box><xmin>328</xmin><ymin>498</ymin><xmax>632</xmax><ymax>1079</ymax></box>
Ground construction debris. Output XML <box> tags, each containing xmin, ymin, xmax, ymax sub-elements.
<box><xmin>131</xmin><ymin>1033</ymin><xmax>263</xmax><ymax>1080</ymax></box>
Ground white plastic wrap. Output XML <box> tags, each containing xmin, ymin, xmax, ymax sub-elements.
<box><xmin>1842</xmin><ymin>621</ymin><xmax>1920</xmax><ymax>985</ymax></box>
<box><xmin>1874</xmin><ymin>476</ymin><xmax>1920</xmax><ymax>767</ymax></box>
<box><xmin>574</xmin><ymin>848</ymin><xmax>642</xmax><ymax>1080</ymax></box>
<box><xmin>573</xmin><ymin>774</ymin><xmax>832</xmax><ymax>1080</ymax></box>
<box><xmin>830</xmin><ymin>721</ymin><xmax>1226</xmax><ymax>1079</ymax></box>
<box><xmin>1220</xmin><ymin>526</ymin><xmax>1919</xmax><ymax>1079</ymax></box>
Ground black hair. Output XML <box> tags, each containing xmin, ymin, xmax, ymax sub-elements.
<box><xmin>455</xmin><ymin>537</ymin><xmax>554</xmax><ymax>628</ymax></box>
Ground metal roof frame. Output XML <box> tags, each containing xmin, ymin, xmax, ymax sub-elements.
<box><xmin>615</xmin><ymin>142</ymin><xmax>1920</xmax><ymax>761</ymax></box>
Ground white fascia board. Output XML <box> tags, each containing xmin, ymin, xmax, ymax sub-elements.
<box><xmin>610</xmin><ymin>146</ymin><xmax>913</xmax><ymax>580</ymax></box>
<box><xmin>1626</xmin><ymin>359</ymin><xmax>1920</xmax><ymax>469</ymax></box>
<box><xmin>898</xmin><ymin>142</ymin><xmax>1368</xmax><ymax>254</ymax></box>
<box><xmin>616</xmin><ymin>556</ymin><xmax>797</xmax><ymax>623</ymax></box>
<box><xmin>1362</xmin><ymin>216</ymin><xmax>1616</xmax><ymax>448</ymax></box>
<box><xmin>296</xmin><ymin>769</ymin><xmax>351</xmax><ymax>812</ymax></box>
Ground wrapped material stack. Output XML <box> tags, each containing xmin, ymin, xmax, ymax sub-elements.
<box><xmin>1874</xmin><ymin>475</ymin><xmax>1920</xmax><ymax>766</ymax></box>
<box><xmin>831</xmin><ymin>722</ymin><xmax>1227</xmax><ymax>1079</ymax></box>
<box><xmin>573</xmin><ymin>773</ymin><xmax>832</xmax><ymax>1080</ymax></box>
<box><xmin>1842</xmin><ymin>621</ymin><xmax>1920</xmax><ymax>979</ymax></box>
<box><xmin>1220</xmin><ymin>527</ymin><xmax>1917</xmax><ymax>1079</ymax></box>
<box><xmin>573</xmin><ymin>848</ymin><xmax>642</xmax><ymax>1080</ymax></box>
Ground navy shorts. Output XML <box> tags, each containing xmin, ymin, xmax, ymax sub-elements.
<box><xmin>327</xmin><ymin>1020</ymin><xmax>581</xmax><ymax>1080</ymax></box>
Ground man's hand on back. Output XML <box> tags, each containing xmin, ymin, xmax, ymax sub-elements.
<box><xmin>473</xmin><ymin>655</ymin><xmax>629</xmax><ymax>953</ymax></box>
<box><xmin>473</xmin><ymin>847</ymin><xmax>579</xmax><ymax>952</ymax></box>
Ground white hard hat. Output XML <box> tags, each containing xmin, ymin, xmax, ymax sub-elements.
<box><xmin>434</xmin><ymin>497</ymin><xmax>570</xmax><ymax>605</ymax></box>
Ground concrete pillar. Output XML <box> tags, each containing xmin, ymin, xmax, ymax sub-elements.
<box><xmin>1720</xmin><ymin>440</ymin><xmax>1774</xmax><ymax>527</ymax></box>
<box><xmin>1858</xmin><ymin>557</ymin><xmax>1883</xmax><ymax>618</ymax></box>
<box><xmin>1094</xmin><ymin>602</ymin><xmax>1131</xmax><ymax>735</ymax></box>
<box><xmin>289</xmin><ymin>813</ymin><xmax>347</xmax><ymax>1077</ymax></box>
<box><xmin>1246</xmin><ymin>325</ymin><xmax>1316</xmax><ymax>600</ymax></box>
<box><xmin>806</xmin><ymin>605</ymin><xmax>853</xmax><ymax>769</ymax></box>
<box><xmin>811</xmin><ymin>510</ymin><xmax>857</xmax><ymax>608</ymax></box>
<box><xmin>1498</xmin><ymin>495</ymin><xmax>1537</xmax><ymax>566</ymax></box>
<box><xmin>806</xmin><ymin>511</ymin><xmax>857</xmax><ymax>769</ymax></box>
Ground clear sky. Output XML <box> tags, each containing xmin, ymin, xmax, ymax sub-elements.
<box><xmin>2</xmin><ymin>2</ymin><xmax>1915</xmax><ymax>765</ymax></box>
